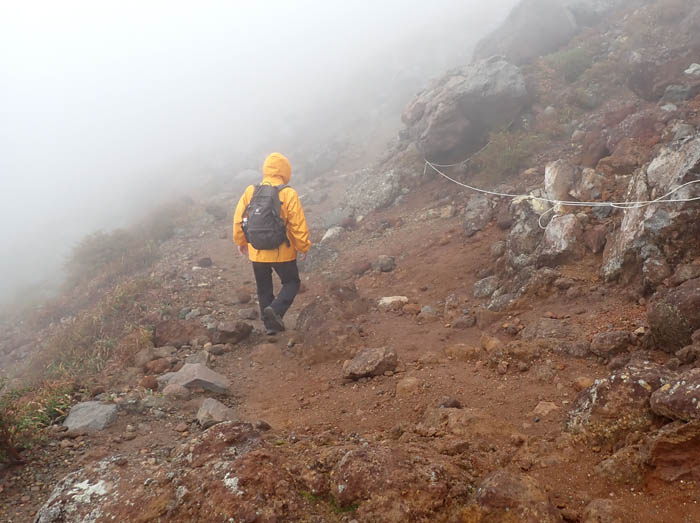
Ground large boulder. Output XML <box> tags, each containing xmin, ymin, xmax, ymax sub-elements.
<box><xmin>647</xmin><ymin>278</ymin><xmax>700</xmax><ymax>351</ymax></box>
<box><xmin>602</xmin><ymin>135</ymin><xmax>700</xmax><ymax>281</ymax></box>
<box><xmin>568</xmin><ymin>362</ymin><xmax>674</xmax><ymax>445</ymax></box>
<box><xmin>402</xmin><ymin>58</ymin><xmax>529</xmax><ymax>164</ymax></box>
<box><xmin>473</xmin><ymin>0</ymin><xmax>578</xmax><ymax>65</ymax></box>
<box><xmin>344</xmin><ymin>168</ymin><xmax>403</xmax><ymax>215</ymax></box>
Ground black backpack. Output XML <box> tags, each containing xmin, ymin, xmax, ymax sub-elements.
<box><xmin>242</xmin><ymin>184</ymin><xmax>291</xmax><ymax>250</ymax></box>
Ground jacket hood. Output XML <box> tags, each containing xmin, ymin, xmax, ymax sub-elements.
<box><xmin>262</xmin><ymin>152</ymin><xmax>292</xmax><ymax>184</ymax></box>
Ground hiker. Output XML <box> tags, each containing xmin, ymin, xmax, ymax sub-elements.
<box><xmin>233</xmin><ymin>152</ymin><xmax>311</xmax><ymax>334</ymax></box>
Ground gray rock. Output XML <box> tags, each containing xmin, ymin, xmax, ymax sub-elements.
<box><xmin>185</xmin><ymin>350</ymin><xmax>210</xmax><ymax>365</ymax></box>
<box><xmin>659</xmin><ymin>85</ymin><xmax>691</xmax><ymax>105</ymax></box>
<box><xmin>214</xmin><ymin>321</ymin><xmax>253</xmax><ymax>345</ymax></box>
<box><xmin>474</xmin><ymin>276</ymin><xmax>500</xmax><ymax>298</ymax></box>
<box><xmin>505</xmin><ymin>197</ymin><xmax>543</xmax><ymax>269</ymax></box>
<box><xmin>323</xmin><ymin>207</ymin><xmax>353</xmax><ymax>228</ymax></box>
<box><xmin>602</xmin><ymin>136</ymin><xmax>700</xmax><ymax>281</ymax></box>
<box><xmin>417</xmin><ymin>306</ymin><xmax>439</xmax><ymax>322</ymax></box>
<box><xmin>63</xmin><ymin>402</ymin><xmax>118</xmax><ymax>432</ymax></box>
<box><xmin>162</xmin><ymin>383</ymin><xmax>191</xmax><ymax>400</ymax></box>
<box><xmin>402</xmin><ymin>58</ymin><xmax>529</xmax><ymax>164</ymax></box>
<box><xmin>671</xmin><ymin>122</ymin><xmax>695</xmax><ymax>142</ymax></box>
<box><xmin>473</xmin><ymin>0</ymin><xmax>578</xmax><ymax>65</ymax></box>
<box><xmin>686</xmin><ymin>63</ymin><xmax>700</xmax><ymax>76</ymax></box>
<box><xmin>321</xmin><ymin>226</ymin><xmax>344</xmax><ymax>243</ymax></box>
<box><xmin>488</xmin><ymin>293</ymin><xmax>517</xmax><ymax>312</ymax></box>
<box><xmin>208</xmin><ymin>344</ymin><xmax>229</xmax><ymax>356</ymax></box>
<box><xmin>342</xmin><ymin>347</ymin><xmax>398</xmax><ymax>380</ymax></box>
<box><xmin>544</xmin><ymin>159</ymin><xmax>578</xmax><ymax>205</ymax></box>
<box><xmin>538</xmin><ymin>214</ymin><xmax>582</xmax><ymax>266</ymax></box>
<box><xmin>236</xmin><ymin>308</ymin><xmax>259</xmax><ymax>321</ymax></box>
<box><xmin>197</xmin><ymin>398</ymin><xmax>236</xmax><ymax>428</ymax></box>
<box><xmin>377</xmin><ymin>255</ymin><xmax>396</xmax><ymax>272</ymax></box>
<box><xmin>344</xmin><ymin>168</ymin><xmax>402</xmax><ymax>215</ymax></box>
<box><xmin>463</xmin><ymin>194</ymin><xmax>493</xmax><ymax>237</ymax></box>
<box><xmin>167</xmin><ymin>363</ymin><xmax>231</xmax><ymax>394</ymax></box>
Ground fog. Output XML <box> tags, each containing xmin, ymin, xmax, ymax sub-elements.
<box><xmin>0</xmin><ymin>0</ymin><xmax>516</xmax><ymax>305</ymax></box>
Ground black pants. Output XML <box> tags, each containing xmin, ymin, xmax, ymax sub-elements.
<box><xmin>252</xmin><ymin>260</ymin><xmax>301</xmax><ymax>318</ymax></box>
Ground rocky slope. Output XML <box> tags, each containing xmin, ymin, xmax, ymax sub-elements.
<box><xmin>1</xmin><ymin>0</ymin><xmax>700</xmax><ymax>521</ymax></box>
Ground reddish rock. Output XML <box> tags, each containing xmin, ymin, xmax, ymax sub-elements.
<box><xmin>402</xmin><ymin>303</ymin><xmax>421</xmax><ymax>315</ymax></box>
<box><xmin>342</xmin><ymin>347</ymin><xmax>398</xmax><ymax>380</ymax></box>
<box><xmin>648</xmin><ymin>277</ymin><xmax>700</xmax><ymax>351</ymax></box>
<box><xmin>650</xmin><ymin>369</ymin><xmax>700</xmax><ymax>421</ymax></box>
<box><xmin>472</xmin><ymin>469</ymin><xmax>560</xmax><ymax>522</ymax></box>
<box><xmin>578</xmin><ymin>133</ymin><xmax>609</xmax><ymax>168</ymax></box>
<box><xmin>645</xmin><ymin>420</ymin><xmax>700</xmax><ymax>482</ymax></box>
<box><xmin>154</xmin><ymin>320</ymin><xmax>209</xmax><ymax>348</ymax></box>
<box><xmin>597</xmin><ymin>138</ymin><xmax>651</xmax><ymax>176</ymax></box>
<box><xmin>584</xmin><ymin>225</ymin><xmax>608</xmax><ymax>254</ymax></box>
<box><xmin>582</xmin><ymin>498</ymin><xmax>629</xmax><ymax>523</ymax></box>
<box><xmin>213</xmin><ymin>321</ymin><xmax>253</xmax><ymax>345</ymax></box>
<box><xmin>349</xmin><ymin>261</ymin><xmax>372</xmax><ymax>276</ymax></box>
<box><xmin>139</xmin><ymin>375</ymin><xmax>159</xmax><ymax>391</ymax></box>
<box><xmin>236</xmin><ymin>288</ymin><xmax>252</xmax><ymax>304</ymax></box>
<box><xmin>568</xmin><ymin>362</ymin><xmax>674</xmax><ymax>445</ymax></box>
<box><xmin>145</xmin><ymin>358</ymin><xmax>171</xmax><ymax>375</ymax></box>
<box><xmin>590</xmin><ymin>331</ymin><xmax>633</xmax><ymax>357</ymax></box>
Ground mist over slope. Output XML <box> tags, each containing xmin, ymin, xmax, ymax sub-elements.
<box><xmin>0</xmin><ymin>0</ymin><xmax>515</xmax><ymax>304</ymax></box>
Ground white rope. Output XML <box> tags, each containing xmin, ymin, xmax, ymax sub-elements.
<box><xmin>424</xmin><ymin>160</ymin><xmax>700</xmax><ymax>229</ymax></box>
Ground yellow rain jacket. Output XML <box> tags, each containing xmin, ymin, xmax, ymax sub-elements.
<box><xmin>233</xmin><ymin>153</ymin><xmax>311</xmax><ymax>262</ymax></box>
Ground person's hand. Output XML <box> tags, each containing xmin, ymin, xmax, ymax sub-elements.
<box><xmin>238</xmin><ymin>244</ymin><xmax>249</xmax><ymax>256</ymax></box>
<box><xmin>298</xmin><ymin>251</ymin><xmax>307</xmax><ymax>262</ymax></box>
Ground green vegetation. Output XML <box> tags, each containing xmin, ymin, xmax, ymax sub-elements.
<box><xmin>32</xmin><ymin>279</ymin><xmax>153</xmax><ymax>381</ymax></box>
<box><xmin>0</xmin><ymin>378</ymin><xmax>73</xmax><ymax>463</ymax></box>
<box><xmin>299</xmin><ymin>491</ymin><xmax>359</xmax><ymax>514</ymax></box>
<box><xmin>476</xmin><ymin>130</ymin><xmax>547</xmax><ymax>178</ymax></box>
<box><xmin>546</xmin><ymin>47</ymin><xmax>593</xmax><ymax>83</ymax></box>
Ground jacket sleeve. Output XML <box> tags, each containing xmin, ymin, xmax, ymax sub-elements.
<box><xmin>284</xmin><ymin>190</ymin><xmax>312</xmax><ymax>253</ymax></box>
<box><xmin>233</xmin><ymin>187</ymin><xmax>252</xmax><ymax>246</ymax></box>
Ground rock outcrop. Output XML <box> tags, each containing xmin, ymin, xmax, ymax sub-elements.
<box><xmin>402</xmin><ymin>58</ymin><xmax>529</xmax><ymax>163</ymax></box>
<box><xmin>602</xmin><ymin>135</ymin><xmax>700</xmax><ymax>282</ymax></box>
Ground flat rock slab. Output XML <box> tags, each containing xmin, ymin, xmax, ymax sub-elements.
<box><xmin>342</xmin><ymin>347</ymin><xmax>398</xmax><ymax>380</ymax></box>
<box><xmin>197</xmin><ymin>398</ymin><xmax>236</xmax><ymax>428</ymax></box>
<box><xmin>168</xmin><ymin>363</ymin><xmax>231</xmax><ymax>395</ymax></box>
<box><xmin>63</xmin><ymin>401</ymin><xmax>118</xmax><ymax>431</ymax></box>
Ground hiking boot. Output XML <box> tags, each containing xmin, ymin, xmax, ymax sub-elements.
<box><xmin>263</xmin><ymin>306</ymin><xmax>285</xmax><ymax>333</ymax></box>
